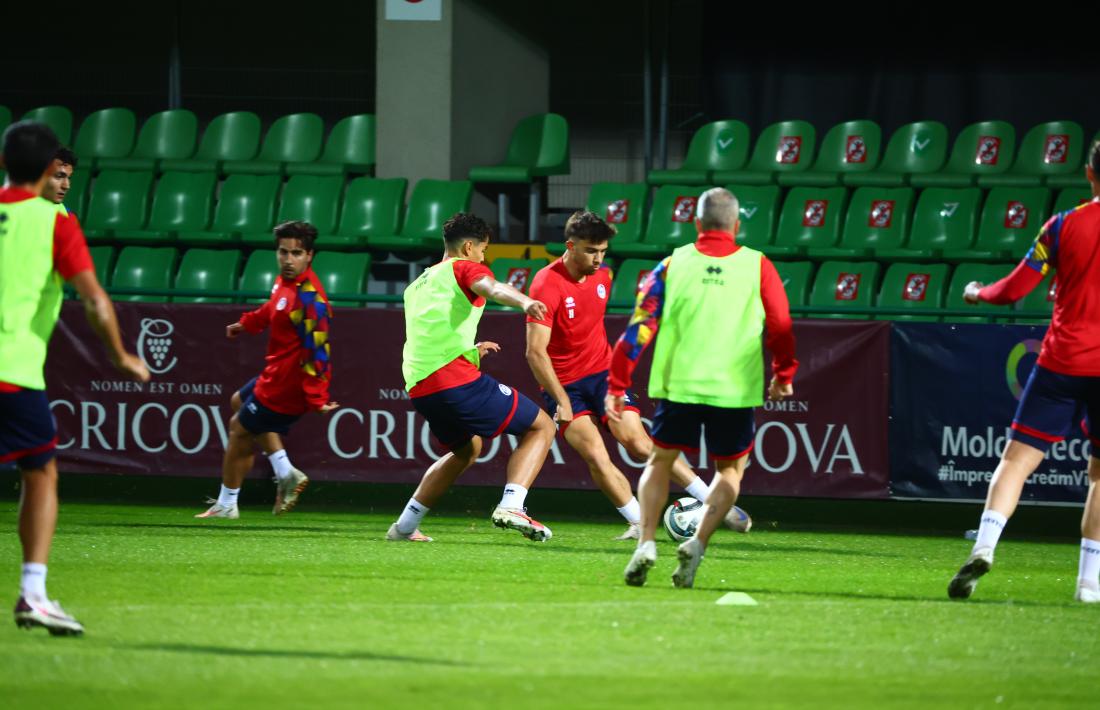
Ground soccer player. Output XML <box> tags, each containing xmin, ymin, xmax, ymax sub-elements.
<box><xmin>40</xmin><ymin>146</ymin><xmax>76</xmax><ymax>210</ymax></box>
<box><xmin>948</xmin><ymin>141</ymin><xmax>1100</xmax><ymax>603</ymax></box>
<box><xmin>196</xmin><ymin>221</ymin><xmax>338</xmax><ymax>519</ymax></box>
<box><xmin>526</xmin><ymin>210</ymin><xmax>752</xmax><ymax>540</ymax></box>
<box><xmin>607</xmin><ymin>187</ymin><xmax>798</xmax><ymax>588</ymax></box>
<box><xmin>1</xmin><ymin>121</ymin><xmax>149</xmax><ymax>635</ymax></box>
<box><xmin>387</xmin><ymin>213</ymin><xmax>557</xmax><ymax>542</ymax></box>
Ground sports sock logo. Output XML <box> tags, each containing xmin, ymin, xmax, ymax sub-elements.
<box><xmin>981</xmin><ymin>514</ymin><xmax>1005</xmax><ymax>529</ymax></box>
<box><xmin>407</xmin><ymin>504</ymin><xmax>421</xmax><ymax>514</ymax></box>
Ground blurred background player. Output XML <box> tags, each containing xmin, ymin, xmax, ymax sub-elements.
<box><xmin>526</xmin><ymin>210</ymin><xmax>752</xmax><ymax>540</ymax></box>
<box><xmin>607</xmin><ymin>187</ymin><xmax>798</xmax><ymax>588</ymax></box>
<box><xmin>40</xmin><ymin>146</ymin><xmax>76</xmax><ymax>212</ymax></box>
<box><xmin>0</xmin><ymin>121</ymin><xmax>149</xmax><ymax>634</ymax></box>
<box><xmin>949</xmin><ymin>141</ymin><xmax>1100</xmax><ymax>603</ymax></box>
<box><xmin>197</xmin><ymin>221</ymin><xmax>339</xmax><ymax>519</ymax></box>
<box><xmin>388</xmin><ymin>213</ymin><xmax>557</xmax><ymax>542</ymax></box>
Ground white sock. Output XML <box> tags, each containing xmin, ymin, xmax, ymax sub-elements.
<box><xmin>1078</xmin><ymin>538</ymin><xmax>1100</xmax><ymax>589</ymax></box>
<box><xmin>267</xmin><ymin>450</ymin><xmax>293</xmax><ymax>481</ymax></box>
<box><xmin>636</xmin><ymin>540</ymin><xmax>657</xmax><ymax>557</ymax></box>
<box><xmin>972</xmin><ymin>509</ymin><xmax>1008</xmax><ymax>553</ymax></box>
<box><xmin>396</xmin><ymin>498</ymin><xmax>429</xmax><ymax>535</ymax></box>
<box><xmin>499</xmin><ymin>484</ymin><xmax>528</xmax><ymax>510</ymax></box>
<box><xmin>684</xmin><ymin>477</ymin><xmax>710</xmax><ymax>503</ymax></box>
<box><xmin>20</xmin><ymin>563</ymin><xmax>47</xmax><ymax>601</ymax></box>
<box><xmin>617</xmin><ymin>497</ymin><xmax>641</xmax><ymax>524</ymax></box>
<box><xmin>217</xmin><ymin>485</ymin><xmax>240</xmax><ymax>508</ymax></box>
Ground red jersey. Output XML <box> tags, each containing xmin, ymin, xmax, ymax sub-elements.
<box><xmin>979</xmin><ymin>198</ymin><xmax>1100</xmax><ymax>376</ymax></box>
<box><xmin>526</xmin><ymin>259</ymin><xmax>614</xmax><ymax>385</ymax></box>
<box><xmin>238</xmin><ymin>268</ymin><xmax>332</xmax><ymax>414</ymax></box>
<box><xmin>0</xmin><ymin>188</ymin><xmax>94</xmax><ymax>392</ymax></box>
<box><xmin>408</xmin><ymin>259</ymin><xmax>494</xmax><ymax>398</ymax></box>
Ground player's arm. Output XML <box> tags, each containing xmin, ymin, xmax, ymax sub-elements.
<box><xmin>297</xmin><ymin>296</ymin><xmax>338</xmax><ymax>413</ymax></box>
<box><xmin>232</xmin><ymin>299</ymin><xmax>273</xmax><ymax>337</ymax></box>
<box><xmin>469</xmin><ymin>276</ymin><xmax>547</xmax><ymax>320</ymax></box>
<box><xmin>965</xmin><ymin>214</ymin><xmax>1060</xmax><ymax>305</ymax></box>
<box><xmin>605</xmin><ymin>258</ymin><xmax>669</xmax><ymax>421</ymax></box>
<box><xmin>525</xmin><ymin>323</ymin><xmax>573</xmax><ymax>423</ymax></box>
<box><xmin>760</xmin><ymin>256</ymin><xmax>797</xmax><ymax>401</ymax></box>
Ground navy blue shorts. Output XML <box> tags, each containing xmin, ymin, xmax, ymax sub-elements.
<box><xmin>0</xmin><ymin>390</ymin><xmax>57</xmax><ymax>470</ymax></box>
<box><xmin>540</xmin><ymin>370</ymin><xmax>640</xmax><ymax>433</ymax></box>
<box><xmin>1010</xmin><ymin>365</ymin><xmax>1099</xmax><ymax>452</ymax></box>
<box><xmin>236</xmin><ymin>377</ymin><xmax>301</xmax><ymax>436</ymax></box>
<box><xmin>650</xmin><ymin>400</ymin><xmax>755</xmax><ymax>460</ymax></box>
<box><xmin>413</xmin><ymin>373</ymin><xmax>541</xmax><ymax>452</ymax></box>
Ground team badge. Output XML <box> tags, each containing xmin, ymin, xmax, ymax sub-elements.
<box><xmin>597</xmin><ymin>284</ymin><xmax>607</xmax><ymax>299</ymax></box>
<box><xmin>802</xmin><ymin>200</ymin><xmax>828</xmax><ymax>227</ymax></box>
<box><xmin>777</xmin><ymin>136</ymin><xmax>802</xmax><ymax>164</ymax></box>
<box><xmin>868</xmin><ymin>200</ymin><xmax>895</xmax><ymax>228</ymax></box>
<box><xmin>902</xmin><ymin>273</ymin><xmax>930</xmax><ymax>302</ymax></box>
<box><xmin>975</xmin><ymin>136</ymin><xmax>1001</xmax><ymax>165</ymax></box>
<box><xmin>276</xmin><ymin>297</ymin><xmax>288</xmax><ymax>311</ymax></box>
<box><xmin>498</xmin><ymin>384</ymin><xmax>513</xmax><ymax>396</ymax></box>
<box><xmin>1004</xmin><ymin>201</ymin><xmax>1028</xmax><ymax>229</ymax></box>
<box><xmin>835</xmin><ymin>273</ymin><xmax>861</xmax><ymax>301</ymax></box>
<box><xmin>846</xmin><ymin>135</ymin><xmax>866</xmax><ymax>163</ymax></box>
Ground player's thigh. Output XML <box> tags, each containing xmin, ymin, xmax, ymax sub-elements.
<box><xmin>607</xmin><ymin>409</ymin><xmax>653</xmax><ymax>458</ymax></box>
<box><xmin>563</xmin><ymin>415</ymin><xmax>613</xmax><ymax>465</ymax></box>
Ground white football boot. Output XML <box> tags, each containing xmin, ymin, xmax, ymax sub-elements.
<box><xmin>672</xmin><ymin>538</ymin><xmax>705</xmax><ymax>589</ymax></box>
<box><xmin>273</xmin><ymin>468</ymin><xmax>309</xmax><ymax>515</ymax></box>
<box><xmin>615</xmin><ymin>523</ymin><xmax>641</xmax><ymax>541</ymax></box>
<box><xmin>1074</xmin><ymin>582</ymin><xmax>1100</xmax><ymax>603</ymax></box>
<box><xmin>624</xmin><ymin>540</ymin><xmax>657</xmax><ymax>587</ymax></box>
<box><xmin>14</xmin><ymin>596</ymin><xmax>84</xmax><ymax>636</ymax></box>
<box><xmin>948</xmin><ymin>547</ymin><xmax>994</xmax><ymax>599</ymax></box>
<box><xmin>195</xmin><ymin>500</ymin><xmax>240</xmax><ymax>519</ymax></box>
<box><xmin>724</xmin><ymin>505</ymin><xmax>753</xmax><ymax>533</ymax></box>
<box><xmin>385</xmin><ymin>523</ymin><xmax>433</xmax><ymax>542</ymax></box>
<box><xmin>491</xmin><ymin>507</ymin><xmax>552</xmax><ymax>542</ymax></box>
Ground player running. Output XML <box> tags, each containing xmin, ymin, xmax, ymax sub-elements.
<box><xmin>949</xmin><ymin>141</ymin><xmax>1100</xmax><ymax>603</ymax></box>
<box><xmin>196</xmin><ymin>221</ymin><xmax>338</xmax><ymax>519</ymax></box>
<box><xmin>1</xmin><ymin>121</ymin><xmax>149</xmax><ymax>635</ymax></box>
<box><xmin>608</xmin><ymin>187</ymin><xmax>798</xmax><ymax>588</ymax></box>
<box><xmin>387</xmin><ymin>213</ymin><xmax>557</xmax><ymax>542</ymax></box>
<box><xmin>526</xmin><ymin>210</ymin><xmax>752</xmax><ymax>540</ymax></box>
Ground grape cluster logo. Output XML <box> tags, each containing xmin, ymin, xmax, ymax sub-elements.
<box><xmin>1005</xmin><ymin>339</ymin><xmax>1042</xmax><ymax>399</ymax></box>
<box><xmin>137</xmin><ymin>318</ymin><xmax>178</xmax><ymax>375</ymax></box>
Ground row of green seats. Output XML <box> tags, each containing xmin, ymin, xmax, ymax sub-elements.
<box><xmin>86</xmin><ymin>246</ymin><xmax>372</xmax><ymax>307</ymax></box>
<box><xmin>1</xmin><ymin>105</ymin><xmax>374</xmax><ymax>176</ymax></box>
<box><xmin>550</xmin><ymin>181</ymin><xmax>1093</xmax><ymax>263</ymax></box>
<box><xmin>652</xmin><ymin>119</ymin><xmax>1097</xmax><ymax>190</ymax></box>
<box><xmin>69</xmin><ymin>173</ymin><xmax>472</xmax><ymax>254</ymax></box>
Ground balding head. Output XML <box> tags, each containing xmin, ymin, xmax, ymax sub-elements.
<box><xmin>695</xmin><ymin>187</ymin><xmax>739</xmax><ymax>233</ymax></box>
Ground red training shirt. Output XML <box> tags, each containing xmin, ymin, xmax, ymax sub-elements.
<box><xmin>526</xmin><ymin>259</ymin><xmax>614</xmax><ymax>385</ymax></box>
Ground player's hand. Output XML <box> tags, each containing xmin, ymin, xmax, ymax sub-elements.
<box><xmin>476</xmin><ymin>341</ymin><xmax>500</xmax><ymax>358</ymax></box>
<box><xmin>318</xmin><ymin>401</ymin><xmax>340</xmax><ymax>414</ymax></box>
<box><xmin>768</xmin><ymin>376</ymin><xmax>793</xmax><ymax>402</ymax></box>
<box><xmin>114</xmin><ymin>352</ymin><xmax>151</xmax><ymax>383</ymax></box>
<box><xmin>524</xmin><ymin>299</ymin><xmax>548</xmax><ymax>321</ymax></box>
<box><xmin>554</xmin><ymin>400</ymin><xmax>574</xmax><ymax>424</ymax></box>
<box><xmin>226</xmin><ymin>322</ymin><xmax>245</xmax><ymax>339</ymax></box>
<box><xmin>604</xmin><ymin>393</ymin><xmax>626</xmax><ymax>423</ymax></box>
<box><xmin>963</xmin><ymin>281</ymin><xmax>984</xmax><ymax>304</ymax></box>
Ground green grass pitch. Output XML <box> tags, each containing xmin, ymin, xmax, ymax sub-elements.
<box><xmin>0</xmin><ymin>497</ymin><xmax>1097</xmax><ymax>709</ymax></box>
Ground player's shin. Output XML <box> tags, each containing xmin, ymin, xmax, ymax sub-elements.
<box><xmin>637</xmin><ymin>447</ymin><xmax>678</xmax><ymax>543</ymax></box>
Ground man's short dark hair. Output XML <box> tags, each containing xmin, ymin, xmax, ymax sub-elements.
<box><xmin>274</xmin><ymin>220</ymin><xmax>318</xmax><ymax>251</ymax></box>
<box><xmin>1090</xmin><ymin>139</ymin><xmax>1100</xmax><ymax>174</ymax></box>
<box><xmin>2</xmin><ymin>121</ymin><xmax>60</xmax><ymax>183</ymax></box>
<box><xmin>564</xmin><ymin>210</ymin><xmax>615</xmax><ymax>243</ymax></box>
<box><xmin>56</xmin><ymin>146</ymin><xmax>77</xmax><ymax>170</ymax></box>
<box><xmin>443</xmin><ymin>212</ymin><xmax>491</xmax><ymax>249</ymax></box>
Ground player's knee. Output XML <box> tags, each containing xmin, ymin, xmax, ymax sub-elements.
<box><xmin>533</xmin><ymin>411</ymin><xmax>556</xmax><ymax>439</ymax></box>
<box><xmin>455</xmin><ymin>438</ymin><xmax>481</xmax><ymax>464</ymax></box>
<box><xmin>230</xmin><ymin>392</ymin><xmax>242</xmax><ymax>412</ymax></box>
<box><xmin>624</xmin><ymin>436</ymin><xmax>652</xmax><ymax>461</ymax></box>
<box><xmin>228</xmin><ymin>415</ymin><xmax>252</xmax><ymax>440</ymax></box>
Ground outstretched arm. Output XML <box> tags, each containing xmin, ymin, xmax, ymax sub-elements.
<box><xmin>966</xmin><ymin>213</ymin><xmax>1060</xmax><ymax>305</ymax></box>
<box><xmin>470</xmin><ymin>276</ymin><xmax>547</xmax><ymax>320</ymax></box>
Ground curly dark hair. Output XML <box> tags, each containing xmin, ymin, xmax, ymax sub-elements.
<box><xmin>56</xmin><ymin>146</ymin><xmax>78</xmax><ymax>170</ymax></box>
<box><xmin>1</xmin><ymin>121</ymin><xmax>59</xmax><ymax>183</ymax></box>
<box><xmin>564</xmin><ymin>210</ymin><xmax>616</xmax><ymax>242</ymax></box>
<box><xmin>442</xmin><ymin>212</ymin><xmax>491</xmax><ymax>249</ymax></box>
<box><xmin>274</xmin><ymin>220</ymin><xmax>318</xmax><ymax>251</ymax></box>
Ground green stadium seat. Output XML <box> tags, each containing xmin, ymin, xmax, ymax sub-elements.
<box><xmin>366</xmin><ymin>179</ymin><xmax>472</xmax><ymax>253</ymax></box>
<box><xmin>489</xmin><ymin>258</ymin><xmax>550</xmax><ymax>295</ymax></box>
<box><xmin>469</xmin><ymin>113</ymin><xmax>571</xmax><ymax>183</ymax></box>
<box><xmin>609</xmin><ymin>259</ymin><xmax>660</xmax><ymax>307</ymax></box>
<box><xmin>123</xmin><ymin>171</ymin><xmax>216</xmax><ymax>244</ymax></box>
<box><xmin>809</xmin><ymin>187</ymin><xmax>913</xmax><ymax>260</ymax></box>
<box><xmin>548</xmin><ymin>182</ymin><xmax>648</xmax><ymax>257</ymax></box>
<box><xmin>942</xmin><ymin>187</ymin><xmax>1050</xmax><ymax>262</ymax></box>
<box><xmin>778</xmin><ymin>120</ymin><xmax>881</xmax><ymax>187</ymax></box>
<box><xmin>98</xmin><ymin>109</ymin><xmax>199</xmax><ymax>172</ymax></box>
<box><xmin>845</xmin><ymin>121</ymin><xmax>948</xmax><ymax>187</ymax></box>
<box><xmin>286</xmin><ymin>114</ymin><xmax>375</xmax><ymax>176</ymax></box>
<box><xmin>311</xmin><ymin>252</ymin><xmax>371</xmax><ymax>307</ymax></box>
<box><xmin>944</xmin><ymin>263</ymin><xmax>1015</xmax><ymax>323</ymax></box>
<box><xmin>318</xmin><ymin>177</ymin><xmax>406</xmax><ymax>250</ymax></box>
<box><xmin>223</xmin><ymin>113</ymin><xmax>325</xmax><ymax>175</ymax></box>
<box><xmin>877</xmin><ymin>188</ymin><xmax>982</xmax><ymax>261</ymax></box>
<box><xmin>647</xmin><ymin>120</ymin><xmax>750</xmax><ymax>185</ymax></box>
<box><xmin>807</xmin><ymin>261</ymin><xmax>881</xmax><ymax>319</ymax></box>
<box><xmin>875</xmin><ymin>263</ymin><xmax>950</xmax><ymax>321</ymax></box>
<box><xmin>910</xmin><ymin>121</ymin><xmax>1016</xmax><ymax>188</ymax></box>
<box><xmin>63</xmin><ymin>167</ymin><xmax>90</xmax><ymax>218</ymax></box>
<box><xmin>1016</xmin><ymin>272</ymin><xmax>1056</xmax><ymax>324</ymax></box>
<box><xmin>978</xmin><ymin>121</ymin><xmax>1083</xmax><ymax>189</ymax></box>
<box><xmin>111</xmin><ymin>247</ymin><xmax>178</xmax><ymax>302</ymax></box>
<box><xmin>1047</xmin><ymin>128</ymin><xmax>1099</xmax><ymax>190</ymax></box>
<box><xmin>631</xmin><ymin>185</ymin><xmax>709</xmax><ymax>256</ymax></box>
<box><xmin>770</xmin><ymin>187</ymin><xmax>848</xmax><ymax>257</ymax></box>
<box><xmin>239</xmin><ymin>250</ymin><xmax>281</xmax><ymax>303</ymax></box>
<box><xmin>1053</xmin><ymin>187</ymin><xmax>1093</xmax><ymax>214</ymax></box>
<box><xmin>242</xmin><ymin>175</ymin><xmax>342</xmax><ymax>246</ymax></box>
<box><xmin>727</xmin><ymin>184</ymin><xmax>780</xmax><ymax>251</ymax></box>
<box><xmin>177</xmin><ymin>174</ymin><xmax>280</xmax><ymax>246</ymax></box>
<box><xmin>87</xmin><ymin>246</ymin><xmax>116</xmax><ymax>287</ymax></box>
<box><xmin>83</xmin><ymin>170</ymin><xmax>154</xmax><ymax>242</ymax></box>
<box><xmin>173</xmin><ymin>249</ymin><xmax>242</xmax><ymax>304</ymax></box>
<box><xmin>21</xmin><ymin>106</ymin><xmax>73</xmax><ymax>144</ymax></box>
<box><xmin>161</xmin><ymin>111</ymin><xmax>261</xmax><ymax>173</ymax></box>
<box><xmin>73</xmin><ymin>108</ymin><xmax>137</xmax><ymax>170</ymax></box>
<box><xmin>712</xmin><ymin>120</ymin><xmax>816</xmax><ymax>185</ymax></box>
<box><xmin>773</xmin><ymin>260</ymin><xmax>814</xmax><ymax>307</ymax></box>
<box><xmin>0</xmin><ymin>105</ymin><xmax>10</xmax><ymax>135</ymax></box>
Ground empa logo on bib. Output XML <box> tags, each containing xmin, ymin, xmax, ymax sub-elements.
<box><xmin>498</xmin><ymin>384</ymin><xmax>513</xmax><ymax>396</ymax></box>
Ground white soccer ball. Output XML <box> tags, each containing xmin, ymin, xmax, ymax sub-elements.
<box><xmin>663</xmin><ymin>497</ymin><xmax>703</xmax><ymax>542</ymax></box>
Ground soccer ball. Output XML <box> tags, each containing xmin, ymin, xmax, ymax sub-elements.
<box><xmin>663</xmin><ymin>497</ymin><xmax>703</xmax><ymax>542</ymax></box>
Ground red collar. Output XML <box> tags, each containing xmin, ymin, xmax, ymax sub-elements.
<box><xmin>696</xmin><ymin>230</ymin><xmax>738</xmax><ymax>257</ymax></box>
<box><xmin>279</xmin><ymin>268</ymin><xmax>313</xmax><ymax>287</ymax></box>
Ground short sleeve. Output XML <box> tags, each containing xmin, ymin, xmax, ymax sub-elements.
<box><xmin>52</xmin><ymin>212</ymin><xmax>94</xmax><ymax>281</ymax></box>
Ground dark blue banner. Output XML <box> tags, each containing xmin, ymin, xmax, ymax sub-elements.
<box><xmin>890</xmin><ymin>323</ymin><xmax>1091</xmax><ymax>503</ymax></box>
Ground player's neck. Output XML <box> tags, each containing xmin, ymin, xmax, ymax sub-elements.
<box><xmin>562</xmin><ymin>254</ymin><xmax>587</xmax><ymax>282</ymax></box>
<box><xmin>6</xmin><ymin>180</ymin><xmax>45</xmax><ymax>197</ymax></box>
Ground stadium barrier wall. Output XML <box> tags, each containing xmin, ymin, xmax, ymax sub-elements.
<box><xmin>45</xmin><ymin>303</ymin><xmax>891</xmax><ymax>499</ymax></box>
